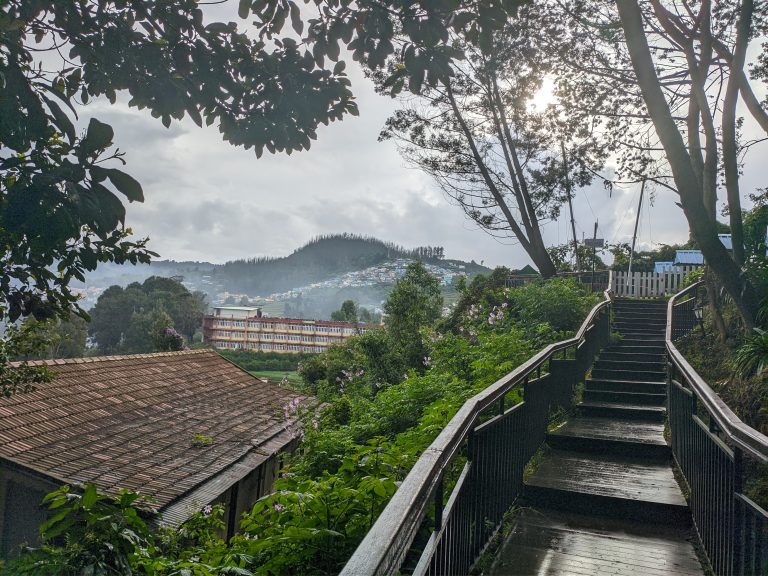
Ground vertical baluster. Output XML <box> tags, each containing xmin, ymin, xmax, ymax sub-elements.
<box><xmin>733</xmin><ymin>449</ymin><xmax>744</xmax><ymax>576</ymax></box>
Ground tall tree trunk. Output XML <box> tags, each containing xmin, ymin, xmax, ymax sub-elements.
<box><xmin>616</xmin><ymin>0</ymin><xmax>758</xmax><ymax>329</ymax></box>
<box><xmin>722</xmin><ymin>0</ymin><xmax>753</xmax><ymax>266</ymax></box>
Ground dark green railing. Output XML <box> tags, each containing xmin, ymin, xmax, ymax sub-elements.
<box><xmin>668</xmin><ymin>282</ymin><xmax>768</xmax><ymax>575</ymax></box>
<box><xmin>340</xmin><ymin>291</ymin><xmax>612</xmax><ymax>576</ymax></box>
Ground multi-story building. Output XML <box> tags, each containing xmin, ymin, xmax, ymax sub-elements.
<box><xmin>202</xmin><ymin>306</ymin><xmax>369</xmax><ymax>354</ymax></box>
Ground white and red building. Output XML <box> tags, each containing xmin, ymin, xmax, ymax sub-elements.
<box><xmin>203</xmin><ymin>306</ymin><xmax>368</xmax><ymax>353</ymax></box>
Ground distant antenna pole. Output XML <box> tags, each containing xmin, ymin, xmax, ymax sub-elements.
<box><xmin>591</xmin><ymin>220</ymin><xmax>598</xmax><ymax>286</ymax></box>
<box><xmin>562</xmin><ymin>142</ymin><xmax>579</xmax><ymax>271</ymax></box>
<box><xmin>628</xmin><ymin>179</ymin><xmax>646</xmax><ymax>296</ymax></box>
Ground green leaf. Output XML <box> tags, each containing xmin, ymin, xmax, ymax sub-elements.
<box><xmin>91</xmin><ymin>183</ymin><xmax>127</xmax><ymax>232</ymax></box>
<box><xmin>101</xmin><ymin>168</ymin><xmax>144</xmax><ymax>202</ymax></box>
<box><xmin>82</xmin><ymin>483</ymin><xmax>98</xmax><ymax>508</ymax></box>
<box><xmin>289</xmin><ymin>1</ymin><xmax>303</xmax><ymax>35</ymax></box>
<box><xmin>82</xmin><ymin>118</ymin><xmax>114</xmax><ymax>154</ymax></box>
<box><xmin>238</xmin><ymin>0</ymin><xmax>251</xmax><ymax>19</ymax></box>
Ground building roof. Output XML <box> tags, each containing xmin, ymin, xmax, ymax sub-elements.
<box><xmin>1</xmin><ymin>350</ymin><xmax>309</xmax><ymax>525</ymax></box>
<box><xmin>718</xmin><ymin>234</ymin><xmax>733</xmax><ymax>250</ymax></box>
<box><xmin>674</xmin><ymin>250</ymin><xmax>705</xmax><ymax>265</ymax></box>
<box><xmin>515</xmin><ymin>265</ymin><xmax>540</xmax><ymax>276</ymax></box>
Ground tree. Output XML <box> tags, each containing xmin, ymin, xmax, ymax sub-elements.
<box><xmin>21</xmin><ymin>315</ymin><xmax>89</xmax><ymax>359</ymax></box>
<box><xmin>89</xmin><ymin>276</ymin><xmax>203</xmax><ymax>353</ymax></box>
<box><xmin>1</xmin><ymin>0</ymin><xmax>359</xmax><ymax>324</ymax></box>
<box><xmin>546</xmin><ymin>0</ymin><xmax>767</xmax><ymax>328</ymax></box>
<box><xmin>331</xmin><ymin>300</ymin><xmax>358</xmax><ymax>323</ymax></box>
<box><xmin>383</xmin><ymin>261</ymin><xmax>443</xmax><ymax>368</ymax></box>
<box><xmin>379</xmin><ymin>5</ymin><xmax>607</xmax><ymax>277</ymax></box>
<box><xmin>613</xmin><ymin>0</ymin><xmax>762</xmax><ymax>328</ymax></box>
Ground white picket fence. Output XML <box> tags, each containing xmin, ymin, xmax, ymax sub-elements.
<box><xmin>610</xmin><ymin>266</ymin><xmax>700</xmax><ymax>298</ymax></box>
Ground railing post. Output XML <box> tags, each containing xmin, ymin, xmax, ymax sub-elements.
<box><xmin>434</xmin><ymin>475</ymin><xmax>444</xmax><ymax>532</ymax></box>
<box><xmin>733</xmin><ymin>447</ymin><xmax>744</xmax><ymax>576</ymax></box>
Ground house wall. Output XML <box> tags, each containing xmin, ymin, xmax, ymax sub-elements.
<box><xmin>223</xmin><ymin>454</ymin><xmax>282</xmax><ymax>538</ymax></box>
<box><xmin>0</xmin><ymin>463</ymin><xmax>58</xmax><ymax>559</ymax></box>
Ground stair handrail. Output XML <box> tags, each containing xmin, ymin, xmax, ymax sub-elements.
<box><xmin>341</xmin><ymin>286</ymin><xmax>613</xmax><ymax>576</ymax></box>
<box><xmin>666</xmin><ymin>281</ymin><xmax>768</xmax><ymax>463</ymax></box>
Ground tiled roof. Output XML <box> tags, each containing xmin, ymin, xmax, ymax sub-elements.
<box><xmin>1</xmin><ymin>349</ymin><xmax>309</xmax><ymax>517</ymax></box>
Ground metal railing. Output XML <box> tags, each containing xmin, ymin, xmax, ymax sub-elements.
<box><xmin>341</xmin><ymin>291</ymin><xmax>612</xmax><ymax>576</ymax></box>
<box><xmin>667</xmin><ymin>282</ymin><xmax>768</xmax><ymax>575</ymax></box>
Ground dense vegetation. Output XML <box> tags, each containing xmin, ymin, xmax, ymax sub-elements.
<box><xmin>4</xmin><ymin>268</ymin><xmax>598</xmax><ymax>575</ymax></box>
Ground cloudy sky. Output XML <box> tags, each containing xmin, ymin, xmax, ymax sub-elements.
<box><xmin>83</xmin><ymin>6</ymin><xmax>767</xmax><ymax>270</ymax></box>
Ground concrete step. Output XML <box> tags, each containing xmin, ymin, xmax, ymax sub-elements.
<box><xmin>599</xmin><ymin>351</ymin><xmax>666</xmax><ymax>363</ymax></box>
<box><xmin>594</xmin><ymin>359</ymin><xmax>665</xmax><ymax>372</ymax></box>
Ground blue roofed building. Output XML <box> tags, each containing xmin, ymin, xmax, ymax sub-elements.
<box><xmin>674</xmin><ymin>250</ymin><xmax>705</xmax><ymax>265</ymax></box>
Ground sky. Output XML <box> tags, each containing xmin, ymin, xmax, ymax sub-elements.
<box><xmin>81</xmin><ymin>5</ymin><xmax>768</xmax><ymax>270</ymax></box>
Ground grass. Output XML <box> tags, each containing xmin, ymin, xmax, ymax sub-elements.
<box><xmin>249</xmin><ymin>370</ymin><xmax>302</xmax><ymax>385</ymax></box>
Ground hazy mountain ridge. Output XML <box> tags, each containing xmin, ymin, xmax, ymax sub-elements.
<box><xmin>76</xmin><ymin>234</ymin><xmax>492</xmax><ymax>311</ymax></box>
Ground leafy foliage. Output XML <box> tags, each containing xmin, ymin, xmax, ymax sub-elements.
<box><xmin>383</xmin><ymin>261</ymin><xmax>443</xmax><ymax>368</ymax></box>
<box><xmin>14</xmin><ymin>314</ymin><xmax>89</xmax><ymax>360</ymax></box>
<box><xmin>5</xmin><ymin>484</ymin><xmax>154</xmax><ymax>576</ymax></box>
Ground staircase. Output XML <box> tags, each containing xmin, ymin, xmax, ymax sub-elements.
<box><xmin>491</xmin><ymin>299</ymin><xmax>704</xmax><ymax>575</ymax></box>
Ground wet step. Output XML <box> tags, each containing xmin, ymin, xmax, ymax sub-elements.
<box><xmin>549</xmin><ymin>415</ymin><xmax>666</xmax><ymax>446</ymax></box>
<box><xmin>586</xmin><ymin>377</ymin><xmax>666</xmax><ymax>394</ymax></box>
<box><xmin>613</xmin><ymin>325</ymin><xmax>666</xmax><ymax>336</ymax></box>
<box><xmin>599</xmin><ymin>351</ymin><xmax>666</xmax><ymax>363</ymax></box>
<box><xmin>620</xmin><ymin>332</ymin><xmax>664</xmax><ymax>345</ymax></box>
<box><xmin>524</xmin><ymin>449</ymin><xmax>689</xmax><ymax>524</ymax></box>
<box><xmin>548</xmin><ymin>416</ymin><xmax>668</xmax><ymax>458</ymax></box>
<box><xmin>490</xmin><ymin>509</ymin><xmax>703</xmax><ymax>576</ymax></box>
<box><xmin>605</xmin><ymin>343</ymin><xmax>666</xmax><ymax>355</ymax></box>
<box><xmin>614</xmin><ymin>311</ymin><xmax>667</xmax><ymax>321</ymax></box>
<box><xmin>583</xmin><ymin>389</ymin><xmax>666</xmax><ymax>406</ymax></box>
<box><xmin>590</xmin><ymin>367</ymin><xmax>666</xmax><ymax>382</ymax></box>
<box><xmin>612</xmin><ymin>322</ymin><xmax>666</xmax><ymax>334</ymax></box>
<box><xmin>594</xmin><ymin>359</ymin><xmax>665</xmax><ymax>372</ymax></box>
<box><xmin>578</xmin><ymin>400</ymin><xmax>666</xmax><ymax>421</ymax></box>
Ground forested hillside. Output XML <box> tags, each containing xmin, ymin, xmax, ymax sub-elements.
<box><xmin>213</xmin><ymin>234</ymin><xmax>454</xmax><ymax>295</ymax></box>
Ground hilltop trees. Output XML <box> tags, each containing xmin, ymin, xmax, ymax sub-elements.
<box><xmin>610</xmin><ymin>0</ymin><xmax>764</xmax><ymax>327</ymax></box>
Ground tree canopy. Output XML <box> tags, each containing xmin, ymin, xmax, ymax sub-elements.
<box><xmin>89</xmin><ymin>276</ymin><xmax>205</xmax><ymax>354</ymax></box>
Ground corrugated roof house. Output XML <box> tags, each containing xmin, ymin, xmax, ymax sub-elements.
<box><xmin>0</xmin><ymin>349</ymin><xmax>311</xmax><ymax>557</ymax></box>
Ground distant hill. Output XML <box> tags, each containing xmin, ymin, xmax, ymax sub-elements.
<box><xmin>77</xmin><ymin>234</ymin><xmax>492</xmax><ymax>311</ymax></box>
<box><xmin>213</xmin><ymin>234</ymin><xmax>479</xmax><ymax>296</ymax></box>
